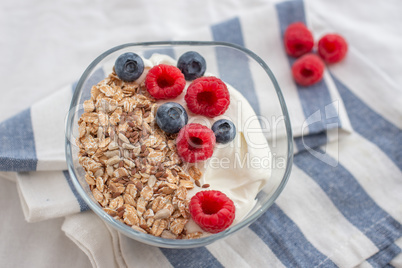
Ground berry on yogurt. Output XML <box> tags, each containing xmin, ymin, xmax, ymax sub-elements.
<box><xmin>145</xmin><ymin>64</ymin><xmax>186</xmax><ymax>99</ymax></box>
<box><xmin>185</xmin><ymin>76</ymin><xmax>230</xmax><ymax>118</ymax></box>
<box><xmin>212</xmin><ymin>119</ymin><xmax>236</xmax><ymax>144</ymax></box>
<box><xmin>211</xmin><ymin>119</ymin><xmax>236</xmax><ymax>144</ymax></box>
<box><xmin>177</xmin><ymin>51</ymin><xmax>207</xmax><ymax>80</ymax></box>
<box><xmin>189</xmin><ymin>190</ymin><xmax>236</xmax><ymax>233</ymax></box>
<box><xmin>156</xmin><ymin>102</ymin><xmax>188</xmax><ymax>134</ymax></box>
<box><xmin>176</xmin><ymin>123</ymin><xmax>216</xmax><ymax>163</ymax></box>
<box><xmin>114</xmin><ymin>52</ymin><xmax>144</xmax><ymax>82</ymax></box>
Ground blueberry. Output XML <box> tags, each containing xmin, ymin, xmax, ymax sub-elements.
<box><xmin>115</xmin><ymin>52</ymin><xmax>144</xmax><ymax>82</ymax></box>
<box><xmin>177</xmin><ymin>51</ymin><xmax>206</xmax><ymax>80</ymax></box>
<box><xmin>156</xmin><ymin>102</ymin><xmax>188</xmax><ymax>134</ymax></box>
<box><xmin>212</xmin><ymin>119</ymin><xmax>236</xmax><ymax>144</ymax></box>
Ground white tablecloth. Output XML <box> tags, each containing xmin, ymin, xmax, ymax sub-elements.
<box><xmin>1</xmin><ymin>0</ymin><xmax>401</xmax><ymax>267</ymax></box>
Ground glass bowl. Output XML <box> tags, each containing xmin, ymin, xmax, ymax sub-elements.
<box><xmin>65</xmin><ymin>41</ymin><xmax>293</xmax><ymax>248</ymax></box>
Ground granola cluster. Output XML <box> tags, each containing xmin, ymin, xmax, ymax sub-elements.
<box><xmin>77</xmin><ymin>70</ymin><xmax>204</xmax><ymax>239</ymax></box>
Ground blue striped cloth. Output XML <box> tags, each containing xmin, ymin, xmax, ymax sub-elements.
<box><xmin>1</xmin><ymin>0</ymin><xmax>402</xmax><ymax>267</ymax></box>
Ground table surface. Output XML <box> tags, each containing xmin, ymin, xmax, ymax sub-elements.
<box><xmin>1</xmin><ymin>0</ymin><xmax>401</xmax><ymax>267</ymax></box>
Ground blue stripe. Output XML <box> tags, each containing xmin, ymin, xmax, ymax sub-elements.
<box><xmin>294</xmin><ymin>131</ymin><xmax>327</xmax><ymax>152</ymax></box>
<box><xmin>72</xmin><ymin>80</ymin><xmax>78</xmax><ymax>93</ymax></box>
<box><xmin>249</xmin><ymin>203</ymin><xmax>336</xmax><ymax>267</ymax></box>
<box><xmin>143</xmin><ymin>48</ymin><xmax>176</xmax><ymax>60</ymax></box>
<box><xmin>294</xmin><ymin>150</ymin><xmax>402</xmax><ymax>249</ymax></box>
<box><xmin>367</xmin><ymin>243</ymin><xmax>401</xmax><ymax>268</ymax></box>
<box><xmin>62</xmin><ymin>170</ymin><xmax>89</xmax><ymax>212</ymax></box>
<box><xmin>0</xmin><ymin>108</ymin><xmax>37</xmax><ymax>171</ymax></box>
<box><xmin>160</xmin><ymin>247</ymin><xmax>223</xmax><ymax>268</ymax></box>
<box><xmin>276</xmin><ymin>0</ymin><xmax>340</xmax><ymax>136</ymax></box>
<box><xmin>74</xmin><ymin>68</ymin><xmax>105</xmax><ymax>118</ymax></box>
<box><xmin>211</xmin><ymin>17</ymin><xmax>261</xmax><ymax>116</ymax></box>
<box><xmin>71</xmin><ymin>68</ymin><xmax>106</xmax><ymax>94</ymax></box>
<box><xmin>275</xmin><ymin>0</ymin><xmax>306</xmax><ymax>36</ymax></box>
<box><xmin>79</xmin><ymin>68</ymin><xmax>105</xmax><ymax>104</ymax></box>
<box><xmin>331</xmin><ymin>74</ymin><xmax>402</xmax><ymax>170</ymax></box>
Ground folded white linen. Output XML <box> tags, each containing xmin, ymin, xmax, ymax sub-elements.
<box><xmin>1</xmin><ymin>0</ymin><xmax>401</xmax><ymax>267</ymax></box>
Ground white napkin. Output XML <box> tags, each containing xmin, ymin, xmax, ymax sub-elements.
<box><xmin>1</xmin><ymin>0</ymin><xmax>401</xmax><ymax>267</ymax></box>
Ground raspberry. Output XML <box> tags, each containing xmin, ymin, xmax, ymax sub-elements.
<box><xmin>291</xmin><ymin>53</ymin><xmax>325</xmax><ymax>86</ymax></box>
<box><xmin>189</xmin><ymin>190</ymin><xmax>235</xmax><ymax>233</ymax></box>
<box><xmin>318</xmin><ymin>34</ymin><xmax>348</xmax><ymax>64</ymax></box>
<box><xmin>145</xmin><ymin>64</ymin><xmax>186</xmax><ymax>99</ymax></box>
<box><xmin>185</xmin><ymin>76</ymin><xmax>230</xmax><ymax>118</ymax></box>
<box><xmin>284</xmin><ymin>22</ymin><xmax>314</xmax><ymax>58</ymax></box>
<box><xmin>176</xmin><ymin>123</ymin><xmax>216</xmax><ymax>163</ymax></box>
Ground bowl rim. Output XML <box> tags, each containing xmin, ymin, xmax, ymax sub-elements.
<box><xmin>65</xmin><ymin>41</ymin><xmax>293</xmax><ymax>248</ymax></box>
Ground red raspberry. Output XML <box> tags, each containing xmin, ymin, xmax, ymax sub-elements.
<box><xmin>318</xmin><ymin>34</ymin><xmax>348</xmax><ymax>64</ymax></box>
<box><xmin>176</xmin><ymin>123</ymin><xmax>215</xmax><ymax>163</ymax></box>
<box><xmin>291</xmin><ymin>53</ymin><xmax>325</xmax><ymax>86</ymax></box>
<box><xmin>145</xmin><ymin>64</ymin><xmax>186</xmax><ymax>99</ymax></box>
<box><xmin>189</xmin><ymin>190</ymin><xmax>235</xmax><ymax>233</ymax></box>
<box><xmin>284</xmin><ymin>22</ymin><xmax>314</xmax><ymax>58</ymax></box>
<box><xmin>185</xmin><ymin>76</ymin><xmax>230</xmax><ymax>118</ymax></box>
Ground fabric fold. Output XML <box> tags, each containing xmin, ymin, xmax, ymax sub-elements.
<box><xmin>62</xmin><ymin>212</ymin><xmax>120</xmax><ymax>268</ymax></box>
<box><xmin>1</xmin><ymin>0</ymin><xmax>401</xmax><ymax>267</ymax></box>
<box><xmin>16</xmin><ymin>171</ymin><xmax>85</xmax><ymax>222</ymax></box>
